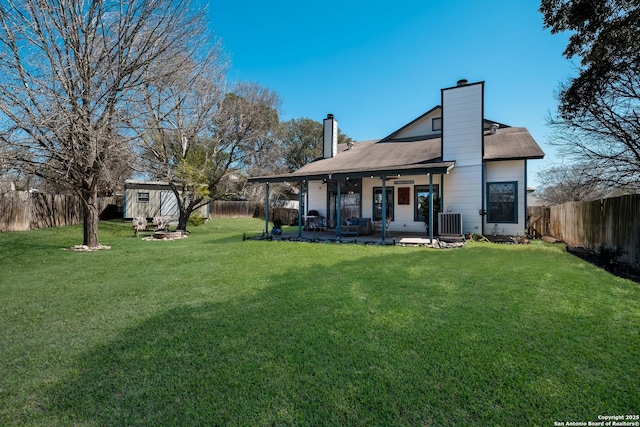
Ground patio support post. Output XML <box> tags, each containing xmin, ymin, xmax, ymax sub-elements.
<box><xmin>298</xmin><ymin>180</ymin><xmax>303</xmax><ymax>238</ymax></box>
<box><xmin>265</xmin><ymin>183</ymin><xmax>269</xmax><ymax>235</ymax></box>
<box><xmin>381</xmin><ymin>175</ymin><xmax>387</xmax><ymax>243</ymax></box>
<box><xmin>429</xmin><ymin>173</ymin><xmax>434</xmax><ymax>244</ymax></box>
<box><xmin>336</xmin><ymin>178</ymin><xmax>342</xmax><ymax>239</ymax></box>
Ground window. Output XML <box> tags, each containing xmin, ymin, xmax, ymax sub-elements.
<box><xmin>414</xmin><ymin>185</ymin><xmax>440</xmax><ymax>222</ymax></box>
<box><xmin>328</xmin><ymin>179</ymin><xmax>361</xmax><ymax>225</ymax></box>
<box><xmin>487</xmin><ymin>182</ymin><xmax>517</xmax><ymax>223</ymax></box>
<box><xmin>373</xmin><ymin>187</ymin><xmax>394</xmax><ymax>221</ymax></box>
<box><xmin>137</xmin><ymin>192</ymin><xmax>150</xmax><ymax>203</ymax></box>
<box><xmin>432</xmin><ymin>117</ymin><xmax>442</xmax><ymax>131</ymax></box>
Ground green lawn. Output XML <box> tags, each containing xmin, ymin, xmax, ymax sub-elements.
<box><xmin>0</xmin><ymin>218</ymin><xmax>638</xmax><ymax>426</ymax></box>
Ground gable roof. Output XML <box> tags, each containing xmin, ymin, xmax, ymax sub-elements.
<box><xmin>380</xmin><ymin>105</ymin><xmax>441</xmax><ymax>142</ymax></box>
<box><xmin>249</xmin><ymin>138</ymin><xmax>454</xmax><ymax>183</ymax></box>
<box><xmin>249</xmin><ymin>109</ymin><xmax>544</xmax><ymax>183</ymax></box>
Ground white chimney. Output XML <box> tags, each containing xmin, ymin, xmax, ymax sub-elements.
<box><xmin>441</xmin><ymin>79</ymin><xmax>485</xmax><ymax>235</ymax></box>
<box><xmin>441</xmin><ymin>80</ymin><xmax>484</xmax><ymax>165</ymax></box>
<box><xmin>323</xmin><ymin>113</ymin><xmax>338</xmax><ymax>158</ymax></box>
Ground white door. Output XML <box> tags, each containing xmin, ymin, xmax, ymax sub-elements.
<box><xmin>160</xmin><ymin>191</ymin><xmax>179</xmax><ymax>217</ymax></box>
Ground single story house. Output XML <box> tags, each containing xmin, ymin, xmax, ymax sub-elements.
<box><xmin>249</xmin><ymin>79</ymin><xmax>544</xmax><ymax>241</ymax></box>
<box><xmin>123</xmin><ymin>179</ymin><xmax>210</xmax><ymax>221</ymax></box>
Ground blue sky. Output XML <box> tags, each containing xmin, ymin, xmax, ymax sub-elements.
<box><xmin>207</xmin><ymin>0</ymin><xmax>575</xmax><ymax>187</ymax></box>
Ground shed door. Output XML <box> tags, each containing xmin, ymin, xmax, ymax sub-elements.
<box><xmin>160</xmin><ymin>191</ymin><xmax>179</xmax><ymax>217</ymax></box>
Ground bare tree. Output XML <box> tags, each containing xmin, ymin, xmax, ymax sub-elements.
<box><xmin>541</xmin><ymin>0</ymin><xmax>640</xmax><ymax>189</ymax></box>
<box><xmin>0</xmin><ymin>0</ymin><xmax>207</xmax><ymax>247</ymax></box>
<box><xmin>546</xmin><ymin>77</ymin><xmax>640</xmax><ymax>189</ymax></box>
<box><xmin>211</xmin><ymin>82</ymin><xmax>283</xmax><ymax>202</ymax></box>
<box><xmin>536</xmin><ymin>163</ymin><xmax>610</xmax><ymax>204</ymax></box>
<box><xmin>133</xmin><ymin>48</ymin><xmax>227</xmax><ymax>231</ymax></box>
<box><xmin>214</xmin><ymin>82</ymin><xmax>284</xmax><ymax>178</ymax></box>
<box><xmin>280</xmin><ymin>117</ymin><xmax>354</xmax><ymax>171</ymax></box>
<box><xmin>133</xmin><ymin>72</ymin><xmax>283</xmax><ymax>230</ymax></box>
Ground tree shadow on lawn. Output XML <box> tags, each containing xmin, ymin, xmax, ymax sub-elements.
<box><xmin>0</xmin><ymin>235</ymin><xmax>78</xmax><ymax>263</ymax></box>
<box><xmin>44</xmin><ymin>249</ymin><xmax>638</xmax><ymax>426</ymax></box>
<box><xmin>566</xmin><ymin>245</ymin><xmax>640</xmax><ymax>284</ymax></box>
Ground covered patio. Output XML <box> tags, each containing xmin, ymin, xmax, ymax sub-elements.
<box><xmin>242</xmin><ymin>227</ymin><xmax>466</xmax><ymax>248</ymax></box>
<box><xmin>247</xmin><ymin>112</ymin><xmax>459</xmax><ymax>245</ymax></box>
<box><xmin>248</xmin><ymin>160</ymin><xmax>454</xmax><ymax>245</ymax></box>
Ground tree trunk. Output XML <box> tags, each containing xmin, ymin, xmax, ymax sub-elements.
<box><xmin>172</xmin><ymin>186</ymin><xmax>190</xmax><ymax>232</ymax></box>
<box><xmin>82</xmin><ymin>189</ymin><xmax>100</xmax><ymax>248</ymax></box>
<box><xmin>177</xmin><ymin>209</ymin><xmax>189</xmax><ymax>231</ymax></box>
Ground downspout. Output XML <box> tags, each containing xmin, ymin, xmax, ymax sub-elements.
<box><xmin>524</xmin><ymin>161</ymin><xmax>528</xmax><ymax>231</ymax></box>
<box><xmin>265</xmin><ymin>183</ymin><xmax>269</xmax><ymax>235</ymax></box>
<box><xmin>429</xmin><ymin>173</ymin><xmax>434</xmax><ymax>244</ymax></box>
<box><xmin>336</xmin><ymin>178</ymin><xmax>342</xmax><ymax>239</ymax></box>
<box><xmin>440</xmin><ymin>173</ymin><xmax>444</xmax><ymax>215</ymax></box>
<box><xmin>298</xmin><ymin>180</ymin><xmax>304</xmax><ymax>238</ymax></box>
<box><xmin>481</xmin><ymin>163</ymin><xmax>486</xmax><ymax>236</ymax></box>
<box><xmin>381</xmin><ymin>176</ymin><xmax>387</xmax><ymax>243</ymax></box>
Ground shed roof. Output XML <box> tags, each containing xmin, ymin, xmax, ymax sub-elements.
<box><xmin>124</xmin><ymin>179</ymin><xmax>176</xmax><ymax>191</ymax></box>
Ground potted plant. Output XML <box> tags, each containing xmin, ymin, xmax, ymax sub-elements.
<box><xmin>271</xmin><ymin>218</ymin><xmax>283</xmax><ymax>235</ymax></box>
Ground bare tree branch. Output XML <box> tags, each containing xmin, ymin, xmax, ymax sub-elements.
<box><xmin>127</xmin><ymin>45</ymin><xmax>228</xmax><ymax>230</ymax></box>
<box><xmin>0</xmin><ymin>0</ymin><xmax>209</xmax><ymax>247</ymax></box>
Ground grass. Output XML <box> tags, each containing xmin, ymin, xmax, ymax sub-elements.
<box><xmin>0</xmin><ymin>218</ymin><xmax>638</xmax><ymax>426</ymax></box>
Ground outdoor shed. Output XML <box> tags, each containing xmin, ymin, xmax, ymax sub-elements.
<box><xmin>123</xmin><ymin>180</ymin><xmax>210</xmax><ymax>221</ymax></box>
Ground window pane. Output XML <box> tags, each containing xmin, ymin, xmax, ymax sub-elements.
<box><xmin>373</xmin><ymin>187</ymin><xmax>394</xmax><ymax>221</ymax></box>
<box><xmin>414</xmin><ymin>185</ymin><xmax>439</xmax><ymax>222</ymax></box>
<box><xmin>487</xmin><ymin>182</ymin><xmax>516</xmax><ymax>223</ymax></box>
<box><xmin>341</xmin><ymin>192</ymin><xmax>360</xmax><ymax>220</ymax></box>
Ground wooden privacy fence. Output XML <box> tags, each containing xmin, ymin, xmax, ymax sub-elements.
<box><xmin>546</xmin><ymin>194</ymin><xmax>640</xmax><ymax>268</ymax></box>
<box><xmin>209</xmin><ymin>201</ymin><xmax>298</xmax><ymax>226</ymax></box>
<box><xmin>209</xmin><ymin>200</ymin><xmax>254</xmax><ymax>218</ymax></box>
<box><xmin>211</xmin><ymin>200</ymin><xmax>298</xmax><ymax>229</ymax></box>
<box><xmin>528</xmin><ymin>206</ymin><xmax>550</xmax><ymax>238</ymax></box>
<box><xmin>0</xmin><ymin>192</ymin><xmax>116</xmax><ymax>232</ymax></box>
<box><xmin>253</xmin><ymin>206</ymin><xmax>299</xmax><ymax>226</ymax></box>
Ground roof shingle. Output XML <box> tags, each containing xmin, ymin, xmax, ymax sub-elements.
<box><xmin>248</xmin><ymin>122</ymin><xmax>543</xmax><ymax>182</ymax></box>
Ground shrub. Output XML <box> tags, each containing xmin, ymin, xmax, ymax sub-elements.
<box><xmin>472</xmin><ymin>233</ymin><xmax>488</xmax><ymax>242</ymax></box>
<box><xmin>189</xmin><ymin>212</ymin><xmax>205</xmax><ymax>226</ymax></box>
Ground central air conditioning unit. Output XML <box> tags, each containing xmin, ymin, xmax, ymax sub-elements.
<box><xmin>438</xmin><ymin>213</ymin><xmax>463</xmax><ymax>236</ymax></box>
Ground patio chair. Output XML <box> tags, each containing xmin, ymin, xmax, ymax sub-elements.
<box><xmin>374</xmin><ymin>217</ymin><xmax>392</xmax><ymax>236</ymax></box>
<box><xmin>153</xmin><ymin>216</ymin><xmax>170</xmax><ymax>231</ymax></box>
<box><xmin>305</xmin><ymin>210</ymin><xmax>326</xmax><ymax>231</ymax></box>
<box><xmin>132</xmin><ymin>217</ymin><xmax>147</xmax><ymax>237</ymax></box>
